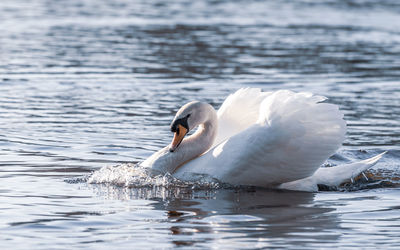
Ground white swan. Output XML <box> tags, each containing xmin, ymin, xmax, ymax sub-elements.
<box><xmin>141</xmin><ymin>88</ymin><xmax>385</xmax><ymax>191</ymax></box>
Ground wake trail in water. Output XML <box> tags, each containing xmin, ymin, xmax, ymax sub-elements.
<box><xmin>82</xmin><ymin>159</ymin><xmax>400</xmax><ymax>192</ymax></box>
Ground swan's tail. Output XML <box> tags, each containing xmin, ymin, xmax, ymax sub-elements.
<box><xmin>279</xmin><ymin>152</ymin><xmax>387</xmax><ymax>192</ymax></box>
<box><xmin>314</xmin><ymin>151</ymin><xmax>387</xmax><ymax>186</ymax></box>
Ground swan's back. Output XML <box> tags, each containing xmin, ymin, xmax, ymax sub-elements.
<box><xmin>174</xmin><ymin>89</ymin><xmax>346</xmax><ymax>187</ymax></box>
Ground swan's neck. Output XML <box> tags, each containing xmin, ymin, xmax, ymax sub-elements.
<box><xmin>179</xmin><ymin>117</ymin><xmax>217</xmax><ymax>164</ymax></box>
<box><xmin>141</xmin><ymin>104</ymin><xmax>218</xmax><ymax>174</ymax></box>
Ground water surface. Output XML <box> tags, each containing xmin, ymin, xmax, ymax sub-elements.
<box><xmin>1</xmin><ymin>0</ymin><xmax>399</xmax><ymax>249</ymax></box>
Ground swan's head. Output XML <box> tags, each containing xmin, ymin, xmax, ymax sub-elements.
<box><xmin>169</xmin><ymin>101</ymin><xmax>212</xmax><ymax>152</ymax></box>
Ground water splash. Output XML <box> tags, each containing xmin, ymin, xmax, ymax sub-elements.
<box><xmin>339</xmin><ymin>169</ymin><xmax>400</xmax><ymax>191</ymax></box>
<box><xmin>317</xmin><ymin>169</ymin><xmax>400</xmax><ymax>192</ymax></box>
<box><xmin>87</xmin><ymin>163</ymin><xmax>222</xmax><ymax>190</ymax></box>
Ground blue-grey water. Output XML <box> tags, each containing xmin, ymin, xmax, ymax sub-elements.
<box><xmin>1</xmin><ymin>0</ymin><xmax>400</xmax><ymax>249</ymax></box>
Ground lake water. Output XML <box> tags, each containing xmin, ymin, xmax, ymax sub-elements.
<box><xmin>1</xmin><ymin>0</ymin><xmax>400</xmax><ymax>248</ymax></box>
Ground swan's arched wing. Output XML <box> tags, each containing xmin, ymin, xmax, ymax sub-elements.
<box><xmin>175</xmin><ymin>90</ymin><xmax>346</xmax><ymax>187</ymax></box>
<box><xmin>214</xmin><ymin>88</ymin><xmax>271</xmax><ymax>146</ymax></box>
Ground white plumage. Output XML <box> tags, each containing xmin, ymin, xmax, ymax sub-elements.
<box><xmin>141</xmin><ymin>88</ymin><xmax>385</xmax><ymax>191</ymax></box>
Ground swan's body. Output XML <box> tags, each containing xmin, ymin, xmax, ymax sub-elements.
<box><xmin>141</xmin><ymin>88</ymin><xmax>385</xmax><ymax>191</ymax></box>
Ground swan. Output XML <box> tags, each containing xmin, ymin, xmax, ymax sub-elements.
<box><xmin>141</xmin><ymin>88</ymin><xmax>385</xmax><ymax>192</ymax></box>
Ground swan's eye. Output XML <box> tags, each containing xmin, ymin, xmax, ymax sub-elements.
<box><xmin>170</xmin><ymin>114</ymin><xmax>190</xmax><ymax>132</ymax></box>
<box><xmin>171</xmin><ymin>114</ymin><xmax>191</xmax><ymax>134</ymax></box>
<box><xmin>176</xmin><ymin>127</ymin><xmax>180</xmax><ymax>135</ymax></box>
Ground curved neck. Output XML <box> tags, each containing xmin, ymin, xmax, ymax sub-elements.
<box><xmin>141</xmin><ymin>104</ymin><xmax>218</xmax><ymax>174</ymax></box>
<box><xmin>172</xmin><ymin>104</ymin><xmax>218</xmax><ymax>171</ymax></box>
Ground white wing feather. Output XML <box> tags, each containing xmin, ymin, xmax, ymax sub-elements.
<box><xmin>175</xmin><ymin>90</ymin><xmax>346</xmax><ymax>187</ymax></box>
<box><xmin>214</xmin><ymin>88</ymin><xmax>271</xmax><ymax>146</ymax></box>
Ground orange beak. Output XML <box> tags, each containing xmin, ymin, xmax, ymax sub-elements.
<box><xmin>169</xmin><ymin>124</ymin><xmax>188</xmax><ymax>152</ymax></box>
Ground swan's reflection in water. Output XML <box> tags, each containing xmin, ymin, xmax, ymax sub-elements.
<box><xmin>90</xmin><ymin>184</ymin><xmax>340</xmax><ymax>248</ymax></box>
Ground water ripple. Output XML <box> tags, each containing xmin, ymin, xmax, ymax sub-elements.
<box><xmin>1</xmin><ymin>0</ymin><xmax>399</xmax><ymax>248</ymax></box>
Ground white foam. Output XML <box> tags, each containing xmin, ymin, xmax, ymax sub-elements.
<box><xmin>88</xmin><ymin>163</ymin><xmax>221</xmax><ymax>189</ymax></box>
